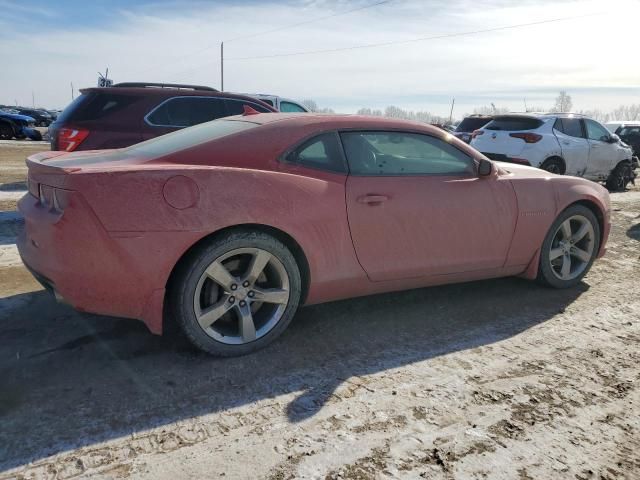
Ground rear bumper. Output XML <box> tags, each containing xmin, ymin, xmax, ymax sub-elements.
<box><xmin>17</xmin><ymin>192</ymin><xmax>167</xmax><ymax>333</ymax></box>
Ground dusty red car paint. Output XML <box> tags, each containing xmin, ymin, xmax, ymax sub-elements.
<box><xmin>18</xmin><ymin>114</ymin><xmax>611</xmax><ymax>334</ymax></box>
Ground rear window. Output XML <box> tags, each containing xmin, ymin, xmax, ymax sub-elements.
<box><xmin>484</xmin><ymin>116</ymin><xmax>543</xmax><ymax>131</ymax></box>
<box><xmin>455</xmin><ymin>117</ymin><xmax>491</xmax><ymax>133</ymax></box>
<box><xmin>126</xmin><ymin>119</ymin><xmax>258</xmax><ymax>157</ymax></box>
<box><xmin>57</xmin><ymin>92</ymin><xmax>138</xmax><ymax>122</ymax></box>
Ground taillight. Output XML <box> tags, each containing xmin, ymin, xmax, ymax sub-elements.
<box><xmin>472</xmin><ymin>129</ymin><xmax>484</xmax><ymax>139</ymax></box>
<box><xmin>509</xmin><ymin>132</ymin><xmax>542</xmax><ymax>143</ymax></box>
<box><xmin>57</xmin><ymin>128</ymin><xmax>89</xmax><ymax>152</ymax></box>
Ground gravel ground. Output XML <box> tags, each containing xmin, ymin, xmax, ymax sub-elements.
<box><xmin>0</xmin><ymin>144</ymin><xmax>638</xmax><ymax>479</ymax></box>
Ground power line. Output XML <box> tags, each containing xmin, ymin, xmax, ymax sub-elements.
<box><xmin>224</xmin><ymin>0</ymin><xmax>392</xmax><ymax>43</ymax></box>
<box><xmin>227</xmin><ymin>12</ymin><xmax>602</xmax><ymax>61</ymax></box>
<box><xmin>140</xmin><ymin>0</ymin><xmax>392</xmax><ymax>77</ymax></box>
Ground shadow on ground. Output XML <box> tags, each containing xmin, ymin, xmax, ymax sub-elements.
<box><xmin>0</xmin><ymin>277</ymin><xmax>586</xmax><ymax>470</ymax></box>
<box><xmin>627</xmin><ymin>222</ymin><xmax>640</xmax><ymax>241</ymax></box>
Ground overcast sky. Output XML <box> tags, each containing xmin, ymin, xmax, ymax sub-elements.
<box><xmin>1</xmin><ymin>0</ymin><xmax>638</xmax><ymax>117</ymax></box>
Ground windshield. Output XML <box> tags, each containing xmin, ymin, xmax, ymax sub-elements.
<box><xmin>126</xmin><ymin>119</ymin><xmax>258</xmax><ymax>157</ymax></box>
<box><xmin>484</xmin><ymin>116</ymin><xmax>543</xmax><ymax>131</ymax></box>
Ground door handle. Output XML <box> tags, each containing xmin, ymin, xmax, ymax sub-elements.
<box><xmin>591</xmin><ymin>144</ymin><xmax>599</xmax><ymax>149</ymax></box>
<box><xmin>562</xmin><ymin>141</ymin><xmax>570</xmax><ymax>145</ymax></box>
<box><xmin>357</xmin><ymin>194</ymin><xmax>389</xmax><ymax>205</ymax></box>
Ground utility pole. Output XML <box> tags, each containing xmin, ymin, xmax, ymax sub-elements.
<box><xmin>524</xmin><ymin>98</ymin><xmax>528</xmax><ymax>112</ymax></box>
<box><xmin>449</xmin><ymin>98</ymin><xmax>455</xmax><ymax>124</ymax></box>
<box><xmin>220</xmin><ymin>42</ymin><xmax>224</xmax><ymax>91</ymax></box>
<box><xmin>71</xmin><ymin>82</ymin><xmax>75</xmax><ymax>100</ymax></box>
<box><xmin>32</xmin><ymin>91</ymin><xmax>35</xmax><ymax>108</ymax></box>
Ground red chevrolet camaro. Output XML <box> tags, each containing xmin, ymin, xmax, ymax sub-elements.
<box><xmin>18</xmin><ymin>113</ymin><xmax>611</xmax><ymax>356</ymax></box>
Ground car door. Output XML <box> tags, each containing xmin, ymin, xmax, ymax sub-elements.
<box><xmin>584</xmin><ymin>119</ymin><xmax>616</xmax><ymax>179</ymax></box>
<box><xmin>342</xmin><ymin>130</ymin><xmax>517</xmax><ymax>282</ymax></box>
<box><xmin>552</xmin><ymin>117</ymin><xmax>589</xmax><ymax>176</ymax></box>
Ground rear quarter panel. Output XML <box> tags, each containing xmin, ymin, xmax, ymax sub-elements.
<box><xmin>67</xmin><ymin>166</ymin><xmax>365</xmax><ymax>304</ymax></box>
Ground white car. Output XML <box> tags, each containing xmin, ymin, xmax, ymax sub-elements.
<box><xmin>244</xmin><ymin>94</ymin><xmax>310</xmax><ymax>113</ymax></box>
<box><xmin>470</xmin><ymin>113</ymin><xmax>636</xmax><ymax>190</ymax></box>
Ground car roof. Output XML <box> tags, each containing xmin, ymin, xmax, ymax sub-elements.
<box><xmin>225</xmin><ymin>112</ymin><xmax>450</xmax><ymax>133</ymax></box>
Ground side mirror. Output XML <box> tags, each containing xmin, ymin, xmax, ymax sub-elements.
<box><xmin>478</xmin><ymin>158</ymin><xmax>492</xmax><ymax>176</ymax></box>
<box><xmin>607</xmin><ymin>134</ymin><xmax>620</xmax><ymax>143</ymax></box>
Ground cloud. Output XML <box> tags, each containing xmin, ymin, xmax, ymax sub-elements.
<box><xmin>0</xmin><ymin>0</ymin><xmax>638</xmax><ymax>116</ymax></box>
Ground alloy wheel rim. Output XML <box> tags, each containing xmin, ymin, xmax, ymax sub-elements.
<box><xmin>193</xmin><ymin>248</ymin><xmax>290</xmax><ymax>345</ymax></box>
<box><xmin>548</xmin><ymin>215</ymin><xmax>595</xmax><ymax>281</ymax></box>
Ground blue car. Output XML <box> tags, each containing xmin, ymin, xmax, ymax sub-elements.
<box><xmin>0</xmin><ymin>110</ymin><xmax>42</xmax><ymax>141</ymax></box>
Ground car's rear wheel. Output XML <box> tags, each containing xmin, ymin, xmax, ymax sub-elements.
<box><xmin>0</xmin><ymin>123</ymin><xmax>13</xmax><ymax>140</ymax></box>
<box><xmin>540</xmin><ymin>157</ymin><xmax>565</xmax><ymax>174</ymax></box>
<box><xmin>605</xmin><ymin>161</ymin><xmax>633</xmax><ymax>192</ymax></box>
<box><xmin>169</xmin><ymin>230</ymin><xmax>302</xmax><ymax>356</ymax></box>
<box><xmin>537</xmin><ymin>205</ymin><xmax>600</xmax><ymax>288</ymax></box>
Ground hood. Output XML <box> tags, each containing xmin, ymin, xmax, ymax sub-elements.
<box><xmin>495</xmin><ymin>161</ymin><xmax>556</xmax><ymax>179</ymax></box>
<box><xmin>0</xmin><ymin>111</ymin><xmax>35</xmax><ymax>122</ymax></box>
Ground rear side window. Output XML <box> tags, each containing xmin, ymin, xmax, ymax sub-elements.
<box><xmin>455</xmin><ymin>117</ymin><xmax>491</xmax><ymax>132</ymax></box>
<box><xmin>147</xmin><ymin>97</ymin><xmax>227</xmax><ymax>127</ymax></box>
<box><xmin>56</xmin><ymin>93</ymin><xmax>137</xmax><ymax>122</ymax></box>
<box><xmin>553</xmin><ymin>118</ymin><xmax>584</xmax><ymax>138</ymax></box>
<box><xmin>127</xmin><ymin>120</ymin><xmax>257</xmax><ymax>157</ymax></box>
<box><xmin>484</xmin><ymin>116</ymin><xmax>543</xmax><ymax>131</ymax></box>
<box><xmin>224</xmin><ymin>99</ymin><xmax>271</xmax><ymax>115</ymax></box>
<box><xmin>286</xmin><ymin>132</ymin><xmax>346</xmax><ymax>173</ymax></box>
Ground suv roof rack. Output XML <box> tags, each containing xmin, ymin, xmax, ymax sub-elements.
<box><xmin>112</xmin><ymin>82</ymin><xmax>219</xmax><ymax>92</ymax></box>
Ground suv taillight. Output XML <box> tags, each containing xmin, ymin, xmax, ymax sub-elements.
<box><xmin>58</xmin><ymin>128</ymin><xmax>89</xmax><ymax>152</ymax></box>
<box><xmin>509</xmin><ymin>132</ymin><xmax>542</xmax><ymax>143</ymax></box>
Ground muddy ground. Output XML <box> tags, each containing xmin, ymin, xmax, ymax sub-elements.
<box><xmin>0</xmin><ymin>143</ymin><xmax>638</xmax><ymax>479</ymax></box>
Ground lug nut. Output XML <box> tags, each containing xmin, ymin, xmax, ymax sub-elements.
<box><xmin>239</xmin><ymin>300</ymin><xmax>247</xmax><ymax>307</ymax></box>
<box><xmin>228</xmin><ymin>296</ymin><xmax>235</xmax><ymax>303</ymax></box>
<box><xmin>248</xmin><ymin>291</ymin><xmax>255</xmax><ymax>298</ymax></box>
<box><xmin>243</xmin><ymin>281</ymin><xmax>250</xmax><ymax>288</ymax></box>
<box><xmin>230</xmin><ymin>284</ymin><xmax>238</xmax><ymax>291</ymax></box>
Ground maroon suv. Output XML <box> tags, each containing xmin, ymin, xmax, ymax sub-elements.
<box><xmin>50</xmin><ymin>82</ymin><xmax>276</xmax><ymax>151</ymax></box>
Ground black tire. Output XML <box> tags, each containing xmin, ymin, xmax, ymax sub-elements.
<box><xmin>540</xmin><ymin>157</ymin><xmax>565</xmax><ymax>174</ymax></box>
<box><xmin>28</xmin><ymin>130</ymin><xmax>43</xmax><ymax>141</ymax></box>
<box><xmin>0</xmin><ymin>123</ymin><xmax>13</xmax><ymax>140</ymax></box>
<box><xmin>537</xmin><ymin>204</ymin><xmax>600</xmax><ymax>289</ymax></box>
<box><xmin>169</xmin><ymin>230</ymin><xmax>302</xmax><ymax>356</ymax></box>
<box><xmin>605</xmin><ymin>161</ymin><xmax>632</xmax><ymax>192</ymax></box>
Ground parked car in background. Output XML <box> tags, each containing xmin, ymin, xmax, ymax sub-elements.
<box><xmin>453</xmin><ymin>115</ymin><xmax>493</xmax><ymax>143</ymax></box>
<box><xmin>246</xmin><ymin>94</ymin><xmax>310</xmax><ymax>112</ymax></box>
<box><xmin>605</xmin><ymin>121</ymin><xmax>640</xmax><ymax>157</ymax></box>
<box><xmin>20</xmin><ymin>113</ymin><xmax>610</xmax><ymax>356</ymax></box>
<box><xmin>470</xmin><ymin>113</ymin><xmax>636</xmax><ymax>191</ymax></box>
<box><xmin>49</xmin><ymin>82</ymin><xmax>276</xmax><ymax>151</ymax></box>
<box><xmin>0</xmin><ymin>110</ymin><xmax>42</xmax><ymax>141</ymax></box>
<box><xmin>15</xmin><ymin>108</ymin><xmax>53</xmax><ymax>127</ymax></box>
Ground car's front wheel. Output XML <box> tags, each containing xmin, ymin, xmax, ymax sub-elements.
<box><xmin>537</xmin><ymin>205</ymin><xmax>600</xmax><ymax>289</ymax></box>
<box><xmin>169</xmin><ymin>230</ymin><xmax>302</xmax><ymax>356</ymax></box>
<box><xmin>605</xmin><ymin>161</ymin><xmax>633</xmax><ymax>192</ymax></box>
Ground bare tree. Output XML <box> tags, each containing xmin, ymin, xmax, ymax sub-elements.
<box><xmin>472</xmin><ymin>105</ymin><xmax>509</xmax><ymax>115</ymax></box>
<box><xmin>300</xmin><ymin>99</ymin><xmax>335</xmax><ymax>114</ymax></box>
<box><xmin>553</xmin><ymin>91</ymin><xmax>573</xmax><ymax>113</ymax></box>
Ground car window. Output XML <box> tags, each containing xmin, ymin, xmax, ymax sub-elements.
<box><xmin>455</xmin><ymin>117</ymin><xmax>491</xmax><ymax>132</ymax></box>
<box><xmin>280</xmin><ymin>101</ymin><xmax>307</xmax><ymax>113</ymax></box>
<box><xmin>224</xmin><ymin>99</ymin><xmax>271</xmax><ymax>115</ymax></box>
<box><xmin>585</xmin><ymin>119</ymin><xmax>611</xmax><ymax>142</ymax></box>
<box><xmin>553</xmin><ymin>118</ymin><xmax>584</xmax><ymax>138</ymax></box>
<box><xmin>62</xmin><ymin>93</ymin><xmax>138</xmax><ymax>122</ymax></box>
<box><xmin>147</xmin><ymin>97</ymin><xmax>227</xmax><ymax>127</ymax></box>
<box><xmin>341</xmin><ymin>131</ymin><xmax>475</xmax><ymax>176</ymax></box>
<box><xmin>484</xmin><ymin>116</ymin><xmax>543</xmax><ymax>131</ymax></box>
<box><xmin>619</xmin><ymin>126</ymin><xmax>640</xmax><ymax>137</ymax></box>
<box><xmin>286</xmin><ymin>132</ymin><xmax>346</xmax><ymax>173</ymax></box>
